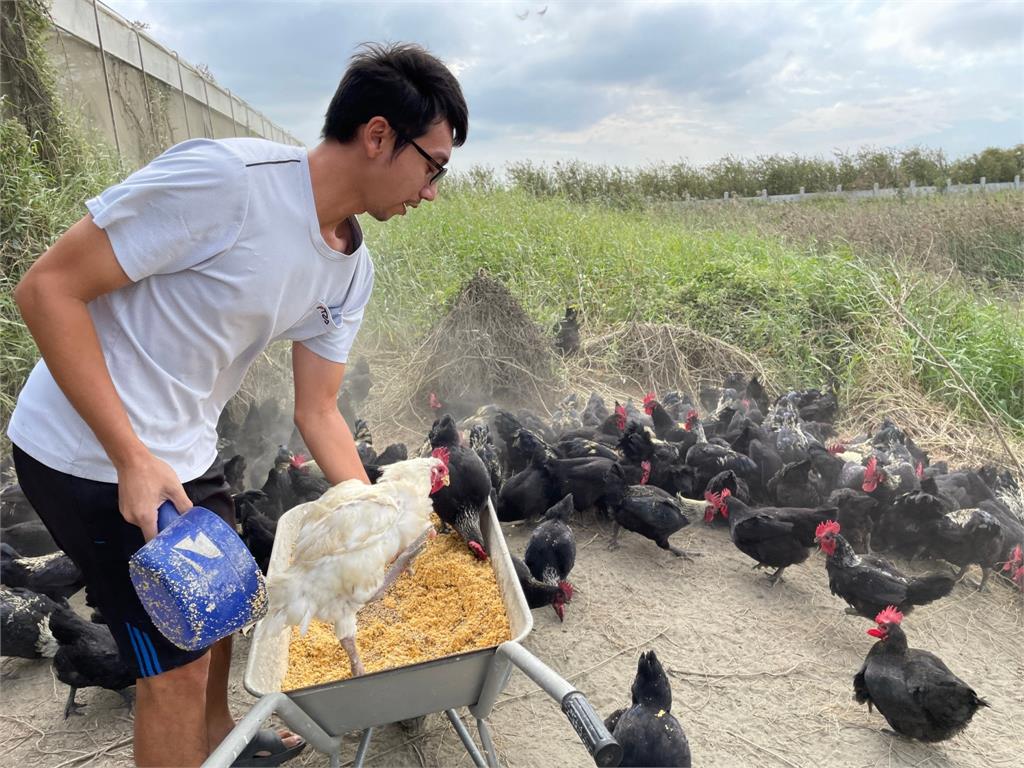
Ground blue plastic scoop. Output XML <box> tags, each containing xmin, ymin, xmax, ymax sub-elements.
<box><xmin>129</xmin><ymin>501</ymin><xmax>268</xmax><ymax>651</ymax></box>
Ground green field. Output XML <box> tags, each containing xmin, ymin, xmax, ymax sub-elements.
<box><xmin>361</xmin><ymin>186</ymin><xmax>1023</xmax><ymax>437</ymax></box>
<box><xmin>3</xmin><ymin>107</ymin><xmax>1022</xmax><ymax>458</ymax></box>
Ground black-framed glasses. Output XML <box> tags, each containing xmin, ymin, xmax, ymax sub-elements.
<box><xmin>401</xmin><ymin>134</ymin><xmax>447</xmax><ymax>185</ymax></box>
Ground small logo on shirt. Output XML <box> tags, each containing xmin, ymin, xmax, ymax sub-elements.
<box><xmin>316</xmin><ymin>303</ymin><xmax>331</xmax><ymax>325</ymax></box>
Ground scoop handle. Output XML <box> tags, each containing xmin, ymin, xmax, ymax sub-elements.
<box><xmin>156</xmin><ymin>500</ymin><xmax>182</xmax><ymax>533</ymax></box>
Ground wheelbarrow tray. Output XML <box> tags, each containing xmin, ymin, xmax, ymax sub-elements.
<box><xmin>244</xmin><ymin>499</ymin><xmax>533</xmax><ymax>735</ymax></box>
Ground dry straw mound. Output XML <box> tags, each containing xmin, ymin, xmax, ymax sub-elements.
<box><xmin>572</xmin><ymin>321</ymin><xmax>781</xmax><ymax>402</ymax></box>
<box><xmin>374</xmin><ymin>270</ymin><xmax>557</xmax><ymax>421</ymax></box>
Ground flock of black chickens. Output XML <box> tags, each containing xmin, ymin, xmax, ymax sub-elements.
<box><xmin>3</xmin><ymin>356</ymin><xmax>1024</xmax><ymax>766</ymax></box>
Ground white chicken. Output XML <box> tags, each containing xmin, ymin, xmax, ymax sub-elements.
<box><xmin>262</xmin><ymin>457</ymin><xmax>449</xmax><ymax>677</ymax></box>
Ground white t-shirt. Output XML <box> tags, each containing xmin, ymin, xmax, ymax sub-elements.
<box><xmin>8</xmin><ymin>138</ymin><xmax>374</xmax><ymax>483</ymax></box>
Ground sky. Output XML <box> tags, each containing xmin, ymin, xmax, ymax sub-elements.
<box><xmin>103</xmin><ymin>0</ymin><xmax>1024</xmax><ymax>173</ymax></box>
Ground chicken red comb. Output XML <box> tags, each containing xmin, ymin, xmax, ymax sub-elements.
<box><xmin>704</xmin><ymin>489</ymin><xmax>720</xmax><ymax>504</ymax></box>
<box><xmin>429</xmin><ymin>392</ymin><xmax>441</xmax><ymax>409</ymax></box>
<box><xmin>431</xmin><ymin>446</ymin><xmax>450</xmax><ymax>466</ymax></box>
<box><xmin>874</xmin><ymin>605</ymin><xmax>903</xmax><ymax>625</ymax></box>
<box><xmin>614</xmin><ymin>402</ymin><xmax>626</xmax><ymax>416</ymax></box>
<box><xmin>643</xmin><ymin>392</ymin><xmax>656</xmax><ymax>405</ymax></box>
<box><xmin>720</xmin><ymin>487</ymin><xmax>731</xmax><ymax>499</ymax></box>
<box><xmin>1004</xmin><ymin>544</ymin><xmax>1023</xmax><ymax>572</ymax></box>
<box><xmin>686</xmin><ymin>409</ymin><xmax>699</xmax><ymax>420</ymax></box>
<box><xmin>815</xmin><ymin>520</ymin><xmax>840</xmax><ymax>539</ymax></box>
<box><xmin>827</xmin><ymin>443</ymin><xmax>846</xmax><ymax>455</ymax></box>
<box><xmin>640</xmin><ymin>460</ymin><xmax>651</xmax><ymax>485</ymax></box>
<box><xmin>291</xmin><ymin>453</ymin><xmax>307</xmax><ymax>468</ymax></box>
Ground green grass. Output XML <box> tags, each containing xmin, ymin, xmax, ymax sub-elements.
<box><xmin>0</xmin><ymin>113</ymin><xmax>121</xmax><ymax>427</ymax></box>
<box><xmin>362</xmin><ymin>188</ymin><xmax>1024</xmax><ymax>433</ymax></box>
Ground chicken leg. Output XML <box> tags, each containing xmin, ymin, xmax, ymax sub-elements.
<box><xmin>368</xmin><ymin>528</ymin><xmax>433</xmax><ymax>603</ymax></box>
<box><xmin>657</xmin><ymin>539</ymin><xmax>700</xmax><ymax>559</ymax></box>
<box><xmin>340</xmin><ymin>635</ymin><xmax>365</xmax><ymax>678</ymax></box>
<box><xmin>63</xmin><ymin>686</ymin><xmax>82</xmax><ymax>719</ymax></box>
<box><xmin>340</xmin><ymin>529</ymin><xmax>434</xmax><ymax>679</ymax></box>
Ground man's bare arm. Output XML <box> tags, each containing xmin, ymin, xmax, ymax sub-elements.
<box><xmin>292</xmin><ymin>342</ymin><xmax>370</xmax><ymax>485</ymax></box>
<box><xmin>14</xmin><ymin>215</ymin><xmax>192</xmax><ymax>539</ymax></box>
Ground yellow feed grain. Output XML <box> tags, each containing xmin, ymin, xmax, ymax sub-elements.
<box><xmin>283</xmin><ymin>530</ymin><xmax>511</xmax><ymax>690</ymax></box>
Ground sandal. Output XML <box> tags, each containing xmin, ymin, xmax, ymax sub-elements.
<box><xmin>231</xmin><ymin>728</ymin><xmax>306</xmax><ymax>767</ymax></box>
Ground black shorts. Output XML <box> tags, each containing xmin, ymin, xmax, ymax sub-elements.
<box><xmin>11</xmin><ymin>444</ymin><xmax>236</xmax><ymax>678</ymax></box>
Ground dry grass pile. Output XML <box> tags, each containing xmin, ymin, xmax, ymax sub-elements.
<box><xmin>836</xmin><ymin>355</ymin><xmax>1024</xmax><ymax>472</ymax></box>
<box><xmin>371</xmin><ymin>270</ymin><xmax>556</xmax><ymax>423</ymax></box>
<box><xmin>566</xmin><ymin>321</ymin><xmax>781</xmax><ymax>404</ymax></box>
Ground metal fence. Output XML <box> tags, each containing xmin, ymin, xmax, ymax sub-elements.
<box><xmin>46</xmin><ymin>0</ymin><xmax>303</xmax><ymax>168</ymax></box>
<box><xmin>714</xmin><ymin>177</ymin><xmax>1023</xmax><ymax>204</ymax></box>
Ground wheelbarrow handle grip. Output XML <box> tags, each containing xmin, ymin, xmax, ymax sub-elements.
<box><xmin>561</xmin><ymin>691</ymin><xmax>623</xmax><ymax>767</ymax></box>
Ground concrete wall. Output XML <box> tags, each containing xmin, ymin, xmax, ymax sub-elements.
<box><xmin>44</xmin><ymin>0</ymin><xmax>302</xmax><ymax>168</ymax></box>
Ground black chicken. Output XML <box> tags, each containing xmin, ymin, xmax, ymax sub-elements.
<box><xmin>554</xmin><ymin>305</ymin><xmax>582</xmax><ymax>356</ymax></box>
<box><xmin>873</xmin><ymin>489</ymin><xmax>950</xmax><ymax>557</ymax></box>
<box><xmin>223</xmin><ymin>454</ymin><xmax>247</xmax><ymax>494</ymax></box>
<box><xmin>815</xmin><ymin>521</ymin><xmax>955</xmax><ymax>619</ymax></box>
<box><xmin>617</xmin><ymin>423</ymin><xmax>694</xmax><ymax>497</ymax></box>
<box><xmin>605</xmin><ymin>651</ymin><xmax>691</xmax><ymax>768</ymax></box>
<box><xmin>506</xmin><ymin>427</ymin><xmax>556</xmax><ymax>475</ymax></box>
<box><xmin>604</xmin><ymin>465</ymin><xmax>701</xmax><ymax>557</ymax></box>
<box><xmin>529</xmin><ymin>450</ymin><xmax>620</xmax><ymax>515</ymax></box>
<box><xmin>684</xmin><ymin>439</ymin><xmax>757</xmax><ymax>498</ymax></box>
<box><xmin>768</xmin><ymin>459</ymin><xmax>826</xmax><ymax>508</ymax></box>
<box><xmin>469</xmin><ymin>424</ymin><xmax>503</xmax><ymax>498</ymax></box>
<box><xmin>1</xmin><ymin>544</ymin><xmax>84</xmax><ymax>602</ymax></box>
<box><xmin>0</xmin><ymin>585</ymin><xmax>61</xmax><ymax>659</ymax></box>
<box><xmin>705</xmin><ymin>488</ymin><xmax>836</xmax><ymax>584</ymax></box>
<box><xmin>495</xmin><ymin>461</ymin><xmax>562</xmax><ymax>523</ymax></box>
<box><xmin>235</xmin><ymin>491</ymin><xmax>278</xmax><ymax>574</ymax></box>
<box><xmin>287</xmin><ymin>455</ymin><xmax>330</xmax><ymax>503</ymax></box>
<box><xmin>581</xmin><ymin>391</ymin><xmax>609</xmax><ymax>428</ymax></box>
<box><xmin>429</xmin><ymin>415</ymin><xmax>492</xmax><ymax>560</ymax></box>
<box><xmin>925</xmin><ymin>508</ymin><xmax>1005</xmax><ymax>590</ymax></box>
<box><xmin>0</xmin><ymin>519</ymin><xmax>58</xmax><ymax>556</ymax></box>
<box><xmin>702</xmin><ymin>470</ymin><xmax>751</xmax><ymax>528</ymax></box>
<box><xmin>524</xmin><ymin>494</ymin><xmax>576</xmax><ymax>620</ymax></box>
<box><xmin>1</xmin><ymin>483</ymin><xmax>38</xmax><ymax>526</ymax></box>
<box><xmin>512</xmin><ymin>556</ymin><xmax>570</xmax><ymax>619</ymax></box>
<box><xmin>343</xmin><ymin>356</ymin><xmax>373</xmax><ymax>406</ymax></box>
<box><xmin>826</xmin><ymin>488</ymin><xmax>880</xmax><ymax>553</ymax></box>
<box><xmin>854</xmin><ymin>606</ymin><xmax>988</xmax><ymax>741</ymax></box>
<box><xmin>556</xmin><ymin>437</ymin><xmax>620</xmax><ymax>461</ymax></box>
<box><xmin>51</xmin><ymin>606</ymin><xmax>136</xmax><ymax>718</ymax></box>
<box><xmin>642</xmin><ymin>395</ymin><xmax>691</xmax><ymax>443</ymax></box>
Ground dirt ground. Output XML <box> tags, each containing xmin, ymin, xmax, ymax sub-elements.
<box><xmin>2</xmin><ymin>514</ymin><xmax>1022</xmax><ymax>768</ymax></box>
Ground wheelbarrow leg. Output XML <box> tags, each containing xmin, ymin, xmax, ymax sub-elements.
<box><xmin>445</xmin><ymin>709</ymin><xmax>488</xmax><ymax>768</ymax></box>
<box><xmin>203</xmin><ymin>692</ymin><xmax>343</xmax><ymax>768</ymax></box>
<box><xmin>352</xmin><ymin>727</ymin><xmax>373</xmax><ymax>768</ymax></box>
<box><xmin>476</xmin><ymin>717</ymin><xmax>500</xmax><ymax>768</ymax></box>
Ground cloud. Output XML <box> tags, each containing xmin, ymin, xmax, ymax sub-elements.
<box><xmin>102</xmin><ymin>0</ymin><xmax>1024</xmax><ymax>167</ymax></box>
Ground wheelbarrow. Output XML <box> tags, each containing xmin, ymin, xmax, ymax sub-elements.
<box><xmin>204</xmin><ymin>500</ymin><xmax>622</xmax><ymax>767</ymax></box>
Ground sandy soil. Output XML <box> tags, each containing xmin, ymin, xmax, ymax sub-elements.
<box><xmin>3</xmin><ymin>515</ymin><xmax>1021</xmax><ymax>768</ymax></box>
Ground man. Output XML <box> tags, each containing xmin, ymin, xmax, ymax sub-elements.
<box><xmin>8</xmin><ymin>42</ymin><xmax>467</xmax><ymax>767</ymax></box>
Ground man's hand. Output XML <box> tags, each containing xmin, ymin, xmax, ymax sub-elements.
<box><xmin>116</xmin><ymin>451</ymin><xmax>193</xmax><ymax>542</ymax></box>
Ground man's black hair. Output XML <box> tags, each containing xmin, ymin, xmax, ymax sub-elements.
<box><xmin>322</xmin><ymin>42</ymin><xmax>468</xmax><ymax>151</ymax></box>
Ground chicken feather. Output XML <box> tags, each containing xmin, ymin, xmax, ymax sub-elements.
<box><xmin>263</xmin><ymin>458</ymin><xmax>443</xmax><ymax>647</ymax></box>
